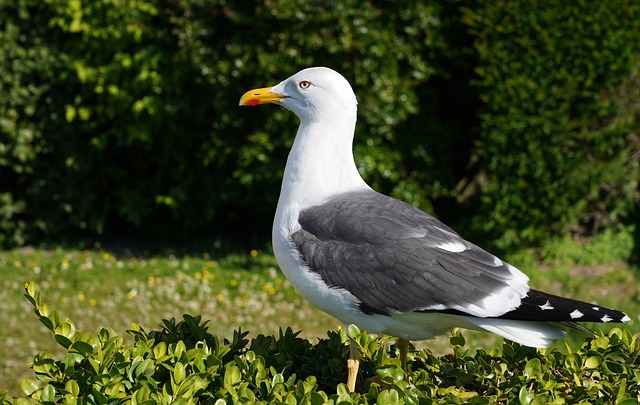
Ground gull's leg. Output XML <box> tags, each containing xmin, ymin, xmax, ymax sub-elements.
<box><xmin>347</xmin><ymin>338</ymin><xmax>360</xmax><ymax>392</ymax></box>
<box><xmin>397</xmin><ymin>338</ymin><xmax>410</xmax><ymax>374</ymax></box>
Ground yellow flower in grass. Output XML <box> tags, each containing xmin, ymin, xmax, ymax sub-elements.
<box><xmin>148</xmin><ymin>276</ymin><xmax>156</xmax><ymax>284</ymax></box>
<box><xmin>250</xmin><ymin>249</ymin><xmax>259</xmax><ymax>258</ymax></box>
<box><xmin>78</xmin><ymin>294</ymin><xmax>86</xmax><ymax>302</ymax></box>
<box><xmin>261</xmin><ymin>283</ymin><xmax>277</xmax><ymax>295</ymax></box>
<box><xmin>216</xmin><ymin>294</ymin><xmax>225</xmax><ymax>302</ymax></box>
<box><xmin>229</xmin><ymin>279</ymin><xmax>239</xmax><ymax>287</ymax></box>
<box><xmin>89</xmin><ymin>299</ymin><xmax>97</xmax><ymax>307</ymax></box>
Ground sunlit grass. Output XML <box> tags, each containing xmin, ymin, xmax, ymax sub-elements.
<box><xmin>0</xmin><ymin>248</ymin><xmax>341</xmax><ymax>396</ymax></box>
<box><xmin>1</xmin><ymin>235</ymin><xmax>638</xmax><ymax>397</ymax></box>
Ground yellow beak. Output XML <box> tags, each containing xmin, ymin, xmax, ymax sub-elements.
<box><xmin>239</xmin><ymin>86</ymin><xmax>287</xmax><ymax>106</ymax></box>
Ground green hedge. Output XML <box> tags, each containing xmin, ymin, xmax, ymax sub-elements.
<box><xmin>1</xmin><ymin>0</ymin><xmax>639</xmax><ymax>249</ymax></box>
<box><xmin>0</xmin><ymin>0</ymin><xmax>448</xmax><ymax>247</ymax></box>
<box><xmin>3</xmin><ymin>282</ymin><xmax>639</xmax><ymax>404</ymax></box>
<box><xmin>463</xmin><ymin>2</ymin><xmax>640</xmax><ymax>247</ymax></box>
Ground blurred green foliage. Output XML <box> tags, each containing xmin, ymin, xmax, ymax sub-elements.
<box><xmin>463</xmin><ymin>2</ymin><xmax>640</xmax><ymax>247</ymax></box>
<box><xmin>1</xmin><ymin>0</ymin><xmax>638</xmax><ymax>249</ymax></box>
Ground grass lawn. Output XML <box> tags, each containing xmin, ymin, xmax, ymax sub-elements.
<box><xmin>1</xmin><ymin>231</ymin><xmax>638</xmax><ymax>397</ymax></box>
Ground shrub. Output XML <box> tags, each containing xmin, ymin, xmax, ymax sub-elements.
<box><xmin>2</xmin><ymin>282</ymin><xmax>639</xmax><ymax>404</ymax></box>
<box><xmin>1</xmin><ymin>1</ymin><xmax>639</xmax><ymax>251</ymax></box>
<box><xmin>0</xmin><ymin>0</ymin><xmax>447</xmax><ymax>247</ymax></box>
<box><xmin>462</xmin><ymin>2</ymin><xmax>640</xmax><ymax>247</ymax></box>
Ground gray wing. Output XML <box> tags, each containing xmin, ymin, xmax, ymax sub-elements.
<box><xmin>291</xmin><ymin>189</ymin><xmax>527</xmax><ymax>317</ymax></box>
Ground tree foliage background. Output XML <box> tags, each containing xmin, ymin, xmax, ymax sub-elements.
<box><xmin>1</xmin><ymin>0</ymin><xmax>639</xmax><ymax>250</ymax></box>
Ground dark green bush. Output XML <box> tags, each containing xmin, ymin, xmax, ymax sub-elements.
<box><xmin>2</xmin><ymin>282</ymin><xmax>639</xmax><ymax>404</ymax></box>
<box><xmin>1</xmin><ymin>0</ymin><xmax>639</xmax><ymax>249</ymax></box>
<box><xmin>463</xmin><ymin>2</ymin><xmax>640</xmax><ymax>247</ymax></box>
<box><xmin>0</xmin><ymin>0</ymin><xmax>448</xmax><ymax>247</ymax></box>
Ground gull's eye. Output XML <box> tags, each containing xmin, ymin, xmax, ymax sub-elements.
<box><xmin>299</xmin><ymin>80</ymin><xmax>312</xmax><ymax>90</ymax></box>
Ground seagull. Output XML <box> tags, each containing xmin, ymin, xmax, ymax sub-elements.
<box><xmin>239</xmin><ymin>67</ymin><xmax>631</xmax><ymax>392</ymax></box>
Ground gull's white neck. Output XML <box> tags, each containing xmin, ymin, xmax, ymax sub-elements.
<box><xmin>274</xmin><ymin>113</ymin><xmax>369</xmax><ymax>233</ymax></box>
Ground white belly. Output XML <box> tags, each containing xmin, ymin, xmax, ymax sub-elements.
<box><xmin>273</xmin><ymin>230</ymin><xmax>361</xmax><ymax>320</ymax></box>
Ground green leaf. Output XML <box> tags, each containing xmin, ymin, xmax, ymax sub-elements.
<box><xmin>347</xmin><ymin>324</ymin><xmax>361</xmax><ymax>340</ymax></box>
<box><xmin>55</xmin><ymin>334</ymin><xmax>73</xmax><ymax>349</ymax></box>
<box><xmin>301</xmin><ymin>376</ymin><xmax>317</xmax><ymax>394</ymax></box>
<box><xmin>377</xmin><ymin>389</ymin><xmax>399</xmax><ymax>405</ymax></box>
<box><xmin>38</xmin><ymin>312</ymin><xmax>54</xmax><ymax>331</ymax></box>
<box><xmin>174</xmin><ymin>362</ymin><xmax>186</xmax><ymax>384</ymax></box>
<box><xmin>61</xmin><ymin>394</ymin><xmax>78</xmax><ymax>405</ymax></box>
<box><xmin>584</xmin><ymin>356</ymin><xmax>602</xmax><ymax>369</ymax></box>
<box><xmin>336</xmin><ymin>383</ymin><xmax>351</xmax><ymax>396</ymax></box>
<box><xmin>70</xmin><ymin>340</ymin><xmax>94</xmax><ymax>356</ymax></box>
<box><xmin>524</xmin><ymin>358</ymin><xmax>542</xmax><ymax>379</ymax></box>
<box><xmin>65</xmin><ymin>380</ymin><xmax>80</xmax><ymax>397</ymax></box>
<box><xmin>20</xmin><ymin>378</ymin><xmax>40</xmax><ymax>396</ymax></box>
<box><xmin>449</xmin><ymin>331</ymin><xmax>466</xmax><ymax>348</ymax></box>
<box><xmin>136</xmin><ymin>359</ymin><xmax>156</xmax><ymax>378</ymax></box>
<box><xmin>224</xmin><ymin>365</ymin><xmax>241</xmax><ymax>387</ymax></box>
<box><xmin>376</xmin><ymin>365</ymin><xmax>403</xmax><ymax>383</ymax></box>
<box><xmin>564</xmin><ymin>353</ymin><xmax>582</xmax><ymax>372</ymax></box>
<box><xmin>272</xmin><ymin>373</ymin><xmax>285</xmax><ymax>386</ymax></box>
<box><xmin>24</xmin><ymin>282</ymin><xmax>38</xmax><ymax>306</ymax></box>
<box><xmin>62</xmin><ymin>352</ymin><xmax>84</xmax><ymax>369</ymax></box>
<box><xmin>174</xmin><ymin>340</ymin><xmax>187</xmax><ymax>359</ymax></box>
<box><xmin>616</xmin><ymin>400</ymin><xmax>638</xmax><ymax>405</ymax></box>
<box><xmin>335</xmin><ymin>393</ymin><xmax>354</xmax><ymax>404</ymax></box>
<box><xmin>518</xmin><ymin>386</ymin><xmax>533</xmax><ymax>405</ymax></box>
<box><xmin>55</xmin><ymin>320</ymin><xmax>76</xmax><ymax>339</ymax></box>
<box><xmin>134</xmin><ymin>385</ymin><xmax>151</xmax><ymax>404</ymax></box>
<box><xmin>615</xmin><ymin>378</ymin><xmax>628</xmax><ymax>403</ymax></box>
<box><xmin>154</xmin><ymin>342</ymin><xmax>167</xmax><ymax>358</ymax></box>
<box><xmin>310</xmin><ymin>392</ymin><xmax>328</xmax><ymax>405</ymax></box>
<box><xmin>41</xmin><ymin>384</ymin><xmax>56</xmax><ymax>402</ymax></box>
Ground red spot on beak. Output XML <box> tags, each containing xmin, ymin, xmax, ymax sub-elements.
<box><xmin>244</xmin><ymin>98</ymin><xmax>261</xmax><ymax>107</ymax></box>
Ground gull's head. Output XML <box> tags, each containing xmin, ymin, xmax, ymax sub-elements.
<box><xmin>239</xmin><ymin>67</ymin><xmax>358</xmax><ymax>122</ymax></box>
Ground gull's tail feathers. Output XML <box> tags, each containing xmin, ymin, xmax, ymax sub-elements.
<box><xmin>466</xmin><ymin>317</ymin><xmax>567</xmax><ymax>348</ymax></box>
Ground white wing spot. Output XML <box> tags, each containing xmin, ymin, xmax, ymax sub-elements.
<box><xmin>621</xmin><ymin>314</ymin><xmax>631</xmax><ymax>323</ymax></box>
<box><xmin>539</xmin><ymin>300</ymin><xmax>554</xmax><ymax>311</ymax></box>
<box><xmin>569</xmin><ymin>309</ymin><xmax>584</xmax><ymax>319</ymax></box>
<box><xmin>407</xmin><ymin>228</ymin><xmax>427</xmax><ymax>238</ymax></box>
<box><xmin>601</xmin><ymin>314</ymin><xmax>613</xmax><ymax>323</ymax></box>
<box><xmin>592</xmin><ymin>306</ymin><xmax>600</xmax><ymax>311</ymax></box>
<box><xmin>436</xmin><ymin>241</ymin><xmax>467</xmax><ymax>253</ymax></box>
<box><xmin>492</xmin><ymin>256</ymin><xmax>503</xmax><ymax>267</ymax></box>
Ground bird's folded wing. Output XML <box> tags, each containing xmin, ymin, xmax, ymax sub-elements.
<box><xmin>291</xmin><ymin>189</ymin><xmax>529</xmax><ymax>318</ymax></box>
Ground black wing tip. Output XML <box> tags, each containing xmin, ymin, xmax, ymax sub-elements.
<box><xmin>496</xmin><ymin>289</ymin><xmax>632</xmax><ymax>324</ymax></box>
